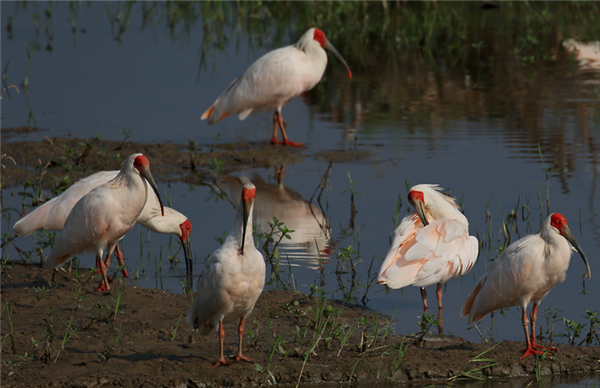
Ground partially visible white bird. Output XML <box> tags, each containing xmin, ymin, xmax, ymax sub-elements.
<box><xmin>461</xmin><ymin>213</ymin><xmax>591</xmax><ymax>358</ymax></box>
<box><xmin>563</xmin><ymin>40</ymin><xmax>600</xmax><ymax>71</ymax></box>
<box><xmin>377</xmin><ymin>184</ymin><xmax>479</xmax><ymax>332</ymax></box>
<box><xmin>48</xmin><ymin>154</ymin><xmax>164</xmax><ymax>292</ymax></box>
<box><xmin>186</xmin><ymin>182</ymin><xmax>265</xmax><ymax>367</ymax></box>
<box><xmin>201</xmin><ymin>27</ymin><xmax>352</xmax><ymax>148</ymax></box>
<box><xmin>13</xmin><ymin>170</ymin><xmax>193</xmax><ymax>277</ymax></box>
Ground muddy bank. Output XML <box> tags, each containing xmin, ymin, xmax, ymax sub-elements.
<box><xmin>1</xmin><ymin>129</ymin><xmax>372</xmax><ymax>190</ymax></box>
<box><xmin>1</xmin><ymin>263</ymin><xmax>598</xmax><ymax>388</ymax></box>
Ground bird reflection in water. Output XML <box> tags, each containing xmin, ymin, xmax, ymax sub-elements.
<box><xmin>210</xmin><ymin>169</ymin><xmax>332</xmax><ymax>270</ymax></box>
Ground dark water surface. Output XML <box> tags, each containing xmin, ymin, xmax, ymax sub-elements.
<box><xmin>2</xmin><ymin>2</ymin><xmax>599</xmax><ymax>383</ymax></box>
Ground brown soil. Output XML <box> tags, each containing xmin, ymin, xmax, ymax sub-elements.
<box><xmin>1</xmin><ymin>128</ymin><xmax>372</xmax><ymax>191</ymax></box>
<box><xmin>1</xmin><ymin>263</ymin><xmax>599</xmax><ymax>388</ymax></box>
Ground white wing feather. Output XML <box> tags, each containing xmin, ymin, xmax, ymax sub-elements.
<box><xmin>13</xmin><ymin>171</ymin><xmax>118</xmax><ymax>236</ymax></box>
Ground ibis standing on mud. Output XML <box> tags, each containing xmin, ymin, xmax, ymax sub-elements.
<box><xmin>186</xmin><ymin>182</ymin><xmax>265</xmax><ymax>367</ymax></box>
<box><xmin>201</xmin><ymin>28</ymin><xmax>352</xmax><ymax>148</ymax></box>
<box><xmin>377</xmin><ymin>184</ymin><xmax>479</xmax><ymax>333</ymax></box>
<box><xmin>47</xmin><ymin>154</ymin><xmax>164</xmax><ymax>292</ymax></box>
<box><xmin>13</xmin><ymin>170</ymin><xmax>193</xmax><ymax>278</ymax></box>
<box><xmin>461</xmin><ymin>213</ymin><xmax>591</xmax><ymax>358</ymax></box>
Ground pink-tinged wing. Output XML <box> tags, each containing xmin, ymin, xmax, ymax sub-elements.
<box><xmin>403</xmin><ymin>218</ymin><xmax>478</xmax><ymax>287</ymax></box>
<box><xmin>378</xmin><ymin>212</ymin><xmax>424</xmax><ymax>289</ymax></box>
<box><xmin>462</xmin><ymin>234</ymin><xmax>542</xmax><ymax>323</ymax></box>
<box><xmin>13</xmin><ymin>171</ymin><xmax>117</xmax><ymax>236</ymax></box>
<box><xmin>205</xmin><ymin>45</ymin><xmax>324</xmax><ymax>123</ymax></box>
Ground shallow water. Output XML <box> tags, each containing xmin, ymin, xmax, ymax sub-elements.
<box><xmin>1</xmin><ymin>1</ymin><xmax>599</xmax><ymax>379</ymax></box>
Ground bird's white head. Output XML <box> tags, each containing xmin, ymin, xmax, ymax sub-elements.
<box><xmin>308</xmin><ymin>28</ymin><xmax>352</xmax><ymax>79</ymax></box>
<box><xmin>549</xmin><ymin>213</ymin><xmax>591</xmax><ymax>279</ymax></box>
<box><xmin>132</xmin><ymin>154</ymin><xmax>165</xmax><ymax>217</ymax></box>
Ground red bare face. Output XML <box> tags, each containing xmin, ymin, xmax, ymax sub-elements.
<box><xmin>133</xmin><ymin>155</ymin><xmax>150</xmax><ymax>172</ymax></box>
<box><xmin>243</xmin><ymin>187</ymin><xmax>256</xmax><ymax>204</ymax></box>
<box><xmin>408</xmin><ymin>190</ymin><xmax>425</xmax><ymax>205</ymax></box>
<box><xmin>313</xmin><ymin>28</ymin><xmax>327</xmax><ymax>48</ymax></box>
<box><xmin>550</xmin><ymin>213</ymin><xmax>568</xmax><ymax>234</ymax></box>
<box><xmin>179</xmin><ymin>219</ymin><xmax>192</xmax><ymax>241</ymax></box>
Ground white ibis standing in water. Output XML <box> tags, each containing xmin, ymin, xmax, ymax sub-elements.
<box><xmin>377</xmin><ymin>184</ymin><xmax>479</xmax><ymax>333</ymax></box>
<box><xmin>461</xmin><ymin>213</ymin><xmax>591</xmax><ymax>358</ymax></box>
<box><xmin>201</xmin><ymin>28</ymin><xmax>352</xmax><ymax>148</ymax></box>
<box><xmin>186</xmin><ymin>182</ymin><xmax>265</xmax><ymax>367</ymax></box>
<box><xmin>47</xmin><ymin>154</ymin><xmax>164</xmax><ymax>292</ymax></box>
<box><xmin>14</xmin><ymin>170</ymin><xmax>193</xmax><ymax>278</ymax></box>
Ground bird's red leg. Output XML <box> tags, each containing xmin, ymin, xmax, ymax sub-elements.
<box><xmin>436</xmin><ymin>283</ymin><xmax>444</xmax><ymax>334</ymax></box>
<box><xmin>275</xmin><ymin>111</ymin><xmax>306</xmax><ymax>148</ymax></box>
<box><xmin>521</xmin><ymin>307</ymin><xmax>544</xmax><ymax>358</ymax></box>
<box><xmin>211</xmin><ymin>320</ymin><xmax>229</xmax><ymax>367</ymax></box>
<box><xmin>530</xmin><ymin>303</ymin><xmax>557</xmax><ymax>352</ymax></box>
<box><xmin>270</xmin><ymin>112</ymin><xmax>283</xmax><ymax>145</ymax></box>
<box><xmin>420</xmin><ymin>287</ymin><xmax>428</xmax><ymax>330</ymax></box>
<box><xmin>94</xmin><ymin>255</ymin><xmax>106</xmax><ymax>291</ymax></box>
<box><xmin>232</xmin><ymin>317</ymin><xmax>255</xmax><ymax>363</ymax></box>
<box><xmin>95</xmin><ymin>254</ymin><xmax>111</xmax><ymax>292</ymax></box>
<box><xmin>94</xmin><ymin>256</ymin><xmax>102</xmax><ymax>274</ymax></box>
<box><xmin>113</xmin><ymin>244</ymin><xmax>129</xmax><ymax>278</ymax></box>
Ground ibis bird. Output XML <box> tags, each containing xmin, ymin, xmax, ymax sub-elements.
<box><xmin>13</xmin><ymin>170</ymin><xmax>193</xmax><ymax>277</ymax></box>
<box><xmin>201</xmin><ymin>27</ymin><xmax>352</xmax><ymax>148</ymax></box>
<box><xmin>377</xmin><ymin>184</ymin><xmax>479</xmax><ymax>333</ymax></box>
<box><xmin>47</xmin><ymin>153</ymin><xmax>164</xmax><ymax>292</ymax></box>
<box><xmin>461</xmin><ymin>213</ymin><xmax>591</xmax><ymax>358</ymax></box>
<box><xmin>186</xmin><ymin>182</ymin><xmax>265</xmax><ymax>367</ymax></box>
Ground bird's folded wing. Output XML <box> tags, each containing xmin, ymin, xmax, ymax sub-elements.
<box><xmin>14</xmin><ymin>171</ymin><xmax>117</xmax><ymax>235</ymax></box>
<box><xmin>467</xmin><ymin>235</ymin><xmax>540</xmax><ymax>319</ymax></box>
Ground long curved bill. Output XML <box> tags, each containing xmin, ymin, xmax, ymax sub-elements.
<box><xmin>414</xmin><ymin>200</ymin><xmax>429</xmax><ymax>227</ymax></box>
<box><xmin>181</xmin><ymin>236</ymin><xmax>193</xmax><ymax>277</ymax></box>
<box><xmin>563</xmin><ymin>225</ymin><xmax>591</xmax><ymax>278</ymax></box>
<box><xmin>141</xmin><ymin>170</ymin><xmax>165</xmax><ymax>217</ymax></box>
<box><xmin>324</xmin><ymin>39</ymin><xmax>352</xmax><ymax>79</ymax></box>
<box><xmin>240</xmin><ymin>199</ymin><xmax>252</xmax><ymax>255</ymax></box>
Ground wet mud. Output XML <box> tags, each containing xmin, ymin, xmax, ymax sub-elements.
<box><xmin>1</xmin><ymin>263</ymin><xmax>598</xmax><ymax>388</ymax></box>
<box><xmin>1</xmin><ymin>129</ymin><xmax>373</xmax><ymax>190</ymax></box>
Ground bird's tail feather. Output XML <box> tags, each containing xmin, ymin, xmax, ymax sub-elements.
<box><xmin>201</xmin><ymin>105</ymin><xmax>215</xmax><ymax>121</ymax></box>
<box><xmin>461</xmin><ymin>277</ymin><xmax>485</xmax><ymax>322</ymax></box>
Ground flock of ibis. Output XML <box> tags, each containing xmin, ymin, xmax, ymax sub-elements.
<box><xmin>12</xmin><ymin>28</ymin><xmax>592</xmax><ymax>366</ymax></box>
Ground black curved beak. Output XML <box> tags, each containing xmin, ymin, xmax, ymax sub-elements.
<box><xmin>563</xmin><ymin>225</ymin><xmax>591</xmax><ymax>279</ymax></box>
<box><xmin>324</xmin><ymin>39</ymin><xmax>352</xmax><ymax>79</ymax></box>
<box><xmin>414</xmin><ymin>200</ymin><xmax>429</xmax><ymax>227</ymax></box>
<box><xmin>240</xmin><ymin>198</ymin><xmax>252</xmax><ymax>255</ymax></box>
<box><xmin>141</xmin><ymin>170</ymin><xmax>164</xmax><ymax>217</ymax></box>
<box><xmin>181</xmin><ymin>236</ymin><xmax>193</xmax><ymax>277</ymax></box>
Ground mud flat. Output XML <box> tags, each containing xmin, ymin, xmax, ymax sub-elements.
<box><xmin>1</xmin><ymin>263</ymin><xmax>598</xmax><ymax>388</ymax></box>
<box><xmin>1</xmin><ymin>130</ymin><xmax>373</xmax><ymax>190</ymax></box>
